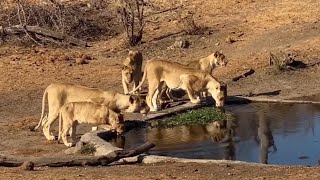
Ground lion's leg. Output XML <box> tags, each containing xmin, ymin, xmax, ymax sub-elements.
<box><xmin>43</xmin><ymin>111</ymin><xmax>59</xmax><ymax>141</ymax></box>
<box><xmin>152</xmin><ymin>88</ymin><xmax>160</xmax><ymax>111</ymax></box>
<box><xmin>61</xmin><ymin>125</ymin><xmax>72</xmax><ymax>147</ymax></box>
<box><xmin>132</xmin><ymin>75</ymin><xmax>140</xmax><ymax>94</ymax></box>
<box><xmin>146</xmin><ymin>95</ymin><xmax>153</xmax><ymax>111</ymax></box>
<box><xmin>186</xmin><ymin>86</ymin><xmax>201</xmax><ymax>104</ymax></box>
<box><xmin>70</xmin><ymin>123</ymin><xmax>77</xmax><ymax>145</ymax></box>
<box><xmin>166</xmin><ymin>88</ymin><xmax>177</xmax><ymax>102</ymax></box>
<box><xmin>147</xmin><ymin>82</ymin><xmax>159</xmax><ymax>112</ymax></box>
<box><xmin>122</xmin><ymin>74</ymin><xmax>129</xmax><ymax>95</ymax></box>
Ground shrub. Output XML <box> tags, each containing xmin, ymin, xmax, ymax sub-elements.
<box><xmin>80</xmin><ymin>143</ymin><xmax>96</xmax><ymax>155</ymax></box>
<box><xmin>157</xmin><ymin>107</ymin><xmax>227</xmax><ymax>128</ymax></box>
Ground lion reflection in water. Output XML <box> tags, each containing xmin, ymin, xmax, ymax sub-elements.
<box><xmin>147</xmin><ymin>120</ymin><xmax>234</xmax><ymax>148</ymax></box>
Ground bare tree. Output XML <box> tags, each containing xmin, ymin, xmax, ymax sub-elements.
<box><xmin>117</xmin><ymin>0</ymin><xmax>145</xmax><ymax>46</ymax></box>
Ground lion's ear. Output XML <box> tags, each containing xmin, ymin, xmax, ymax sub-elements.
<box><xmin>214</xmin><ymin>51</ymin><xmax>219</xmax><ymax>57</ymax></box>
<box><xmin>129</xmin><ymin>95</ymin><xmax>138</xmax><ymax>104</ymax></box>
<box><xmin>121</xmin><ymin>65</ymin><xmax>127</xmax><ymax>71</ymax></box>
<box><xmin>129</xmin><ymin>95</ymin><xmax>134</xmax><ymax>104</ymax></box>
<box><xmin>90</xmin><ymin>97</ymin><xmax>105</xmax><ymax>105</ymax></box>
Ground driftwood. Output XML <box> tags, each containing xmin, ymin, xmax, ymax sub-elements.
<box><xmin>0</xmin><ymin>142</ymin><xmax>155</xmax><ymax>168</ymax></box>
<box><xmin>0</xmin><ymin>25</ymin><xmax>88</xmax><ymax>47</ymax></box>
<box><xmin>232</xmin><ymin>68</ymin><xmax>255</xmax><ymax>82</ymax></box>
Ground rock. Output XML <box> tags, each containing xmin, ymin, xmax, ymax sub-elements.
<box><xmin>225</xmin><ymin>36</ymin><xmax>237</xmax><ymax>44</ymax></box>
<box><xmin>82</xmin><ymin>54</ymin><xmax>93</xmax><ymax>60</ymax></box>
<box><xmin>64</xmin><ymin>141</ymin><xmax>84</xmax><ymax>155</ymax></box>
<box><xmin>20</xmin><ymin>161</ymin><xmax>34</xmax><ymax>171</ymax></box>
<box><xmin>169</xmin><ymin>37</ymin><xmax>190</xmax><ymax>49</ymax></box>
<box><xmin>75</xmin><ymin>58</ymin><xmax>88</xmax><ymax>65</ymax></box>
<box><xmin>81</xmin><ymin>130</ymin><xmax>122</xmax><ymax>156</ymax></box>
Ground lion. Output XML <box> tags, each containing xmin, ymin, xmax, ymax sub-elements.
<box><xmin>58</xmin><ymin>101</ymin><xmax>124</xmax><ymax>147</ymax></box>
<box><xmin>187</xmin><ymin>51</ymin><xmax>228</xmax><ymax>74</ymax></box>
<box><xmin>129</xmin><ymin>60</ymin><xmax>226</xmax><ymax>112</ymax></box>
<box><xmin>33</xmin><ymin>83</ymin><xmax>149</xmax><ymax>141</ymax></box>
<box><xmin>121</xmin><ymin>50</ymin><xmax>143</xmax><ymax>94</ymax></box>
<box><xmin>161</xmin><ymin>51</ymin><xmax>228</xmax><ymax>101</ymax></box>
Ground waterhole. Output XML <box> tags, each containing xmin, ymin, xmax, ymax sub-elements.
<box><xmin>111</xmin><ymin>103</ymin><xmax>320</xmax><ymax>165</ymax></box>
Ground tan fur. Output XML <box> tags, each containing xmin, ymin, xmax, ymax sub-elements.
<box><xmin>187</xmin><ymin>51</ymin><xmax>228</xmax><ymax>74</ymax></box>
<box><xmin>121</xmin><ymin>50</ymin><xmax>143</xmax><ymax>94</ymax></box>
<box><xmin>58</xmin><ymin>101</ymin><xmax>124</xmax><ymax>147</ymax></box>
<box><xmin>162</xmin><ymin>51</ymin><xmax>228</xmax><ymax>101</ymax></box>
<box><xmin>34</xmin><ymin>83</ymin><xmax>149</xmax><ymax>141</ymax></box>
<box><xmin>129</xmin><ymin>60</ymin><xmax>226</xmax><ymax>111</ymax></box>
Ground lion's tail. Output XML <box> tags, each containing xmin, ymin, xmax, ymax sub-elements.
<box><xmin>128</xmin><ymin>62</ymin><xmax>148</xmax><ymax>94</ymax></box>
<box><xmin>33</xmin><ymin>87</ymin><xmax>48</xmax><ymax>131</ymax></box>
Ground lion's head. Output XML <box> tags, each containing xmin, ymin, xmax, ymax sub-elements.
<box><xmin>213</xmin><ymin>51</ymin><xmax>228</xmax><ymax>67</ymax></box>
<box><xmin>121</xmin><ymin>66</ymin><xmax>134</xmax><ymax>83</ymax></box>
<box><xmin>126</xmin><ymin>95</ymin><xmax>150</xmax><ymax>116</ymax></box>
<box><xmin>109</xmin><ymin>111</ymin><xmax>125</xmax><ymax>135</ymax></box>
<box><xmin>208</xmin><ymin>81</ymin><xmax>227</xmax><ymax>108</ymax></box>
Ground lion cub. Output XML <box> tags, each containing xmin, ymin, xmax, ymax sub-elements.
<box><xmin>58</xmin><ymin>101</ymin><xmax>124</xmax><ymax>147</ymax></box>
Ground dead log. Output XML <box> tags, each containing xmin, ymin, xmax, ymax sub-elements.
<box><xmin>232</xmin><ymin>68</ymin><xmax>255</xmax><ymax>82</ymax></box>
<box><xmin>0</xmin><ymin>142</ymin><xmax>155</xmax><ymax>168</ymax></box>
<box><xmin>0</xmin><ymin>25</ymin><xmax>88</xmax><ymax>47</ymax></box>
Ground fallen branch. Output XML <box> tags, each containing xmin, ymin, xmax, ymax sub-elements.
<box><xmin>232</xmin><ymin>68</ymin><xmax>255</xmax><ymax>82</ymax></box>
<box><xmin>0</xmin><ymin>25</ymin><xmax>88</xmax><ymax>47</ymax></box>
<box><xmin>0</xmin><ymin>142</ymin><xmax>155</xmax><ymax>168</ymax></box>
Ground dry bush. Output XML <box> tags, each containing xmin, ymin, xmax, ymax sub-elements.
<box><xmin>268</xmin><ymin>52</ymin><xmax>306</xmax><ymax>71</ymax></box>
<box><xmin>0</xmin><ymin>0</ymin><xmax>120</xmax><ymax>45</ymax></box>
<box><xmin>117</xmin><ymin>0</ymin><xmax>145</xmax><ymax>46</ymax></box>
<box><xmin>146</xmin><ymin>0</ymin><xmax>185</xmax><ymax>11</ymax></box>
<box><xmin>179</xmin><ymin>11</ymin><xmax>206</xmax><ymax>35</ymax></box>
<box><xmin>1</xmin><ymin>0</ymin><xmax>65</xmax><ymax>32</ymax></box>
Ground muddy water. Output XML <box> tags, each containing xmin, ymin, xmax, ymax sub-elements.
<box><xmin>113</xmin><ymin>103</ymin><xmax>320</xmax><ymax>165</ymax></box>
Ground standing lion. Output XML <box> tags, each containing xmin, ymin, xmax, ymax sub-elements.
<box><xmin>121</xmin><ymin>50</ymin><xmax>143</xmax><ymax>94</ymax></box>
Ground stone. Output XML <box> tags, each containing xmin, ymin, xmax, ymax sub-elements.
<box><xmin>169</xmin><ymin>37</ymin><xmax>190</xmax><ymax>49</ymax></box>
<box><xmin>20</xmin><ymin>161</ymin><xmax>34</xmax><ymax>171</ymax></box>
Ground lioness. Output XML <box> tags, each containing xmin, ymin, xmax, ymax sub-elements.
<box><xmin>129</xmin><ymin>60</ymin><xmax>226</xmax><ymax>111</ymax></box>
<box><xmin>162</xmin><ymin>51</ymin><xmax>228</xmax><ymax>101</ymax></box>
<box><xmin>122</xmin><ymin>50</ymin><xmax>143</xmax><ymax>94</ymax></box>
<box><xmin>187</xmin><ymin>51</ymin><xmax>228</xmax><ymax>74</ymax></box>
<box><xmin>34</xmin><ymin>83</ymin><xmax>149</xmax><ymax>141</ymax></box>
<box><xmin>58</xmin><ymin>101</ymin><xmax>124</xmax><ymax>147</ymax></box>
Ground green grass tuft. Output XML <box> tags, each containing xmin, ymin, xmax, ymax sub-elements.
<box><xmin>80</xmin><ymin>143</ymin><xmax>96</xmax><ymax>155</ymax></box>
<box><xmin>156</xmin><ymin>107</ymin><xmax>227</xmax><ymax>128</ymax></box>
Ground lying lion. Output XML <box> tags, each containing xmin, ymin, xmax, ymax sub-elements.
<box><xmin>34</xmin><ymin>83</ymin><xmax>149</xmax><ymax>141</ymax></box>
<box><xmin>121</xmin><ymin>50</ymin><xmax>143</xmax><ymax>94</ymax></box>
<box><xmin>58</xmin><ymin>101</ymin><xmax>124</xmax><ymax>147</ymax></box>
<box><xmin>129</xmin><ymin>60</ymin><xmax>226</xmax><ymax>111</ymax></box>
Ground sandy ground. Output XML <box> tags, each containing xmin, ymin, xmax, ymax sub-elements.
<box><xmin>0</xmin><ymin>0</ymin><xmax>320</xmax><ymax>178</ymax></box>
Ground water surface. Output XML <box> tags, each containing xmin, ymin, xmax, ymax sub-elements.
<box><xmin>113</xmin><ymin>103</ymin><xmax>320</xmax><ymax>165</ymax></box>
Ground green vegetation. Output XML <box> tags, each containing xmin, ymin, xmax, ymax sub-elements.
<box><xmin>156</xmin><ymin>107</ymin><xmax>227</xmax><ymax>128</ymax></box>
<box><xmin>80</xmin><ymin>143</ymin><xmax>96</xmax><ymax>155</ymax></box>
